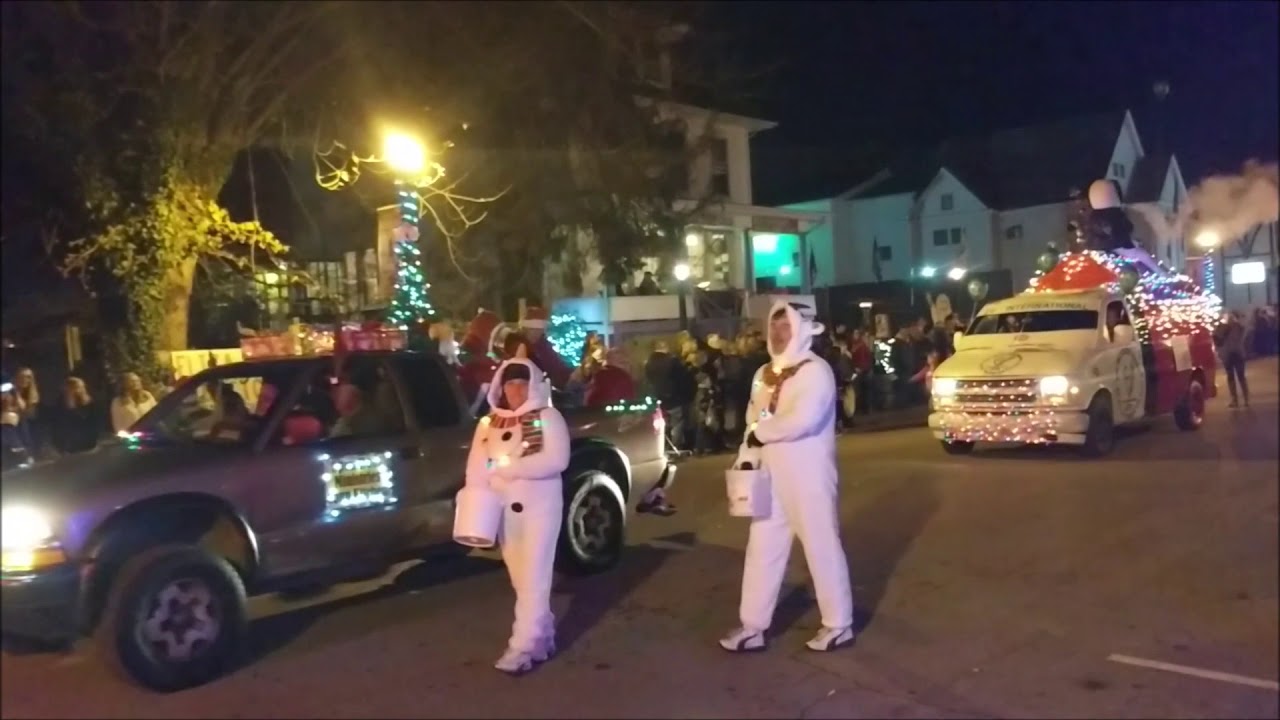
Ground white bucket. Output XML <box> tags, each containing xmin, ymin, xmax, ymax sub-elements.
<box><xmin>453</xmin><ymin>485</ymin><xmax>504</xmax><ymax>548</ymax></box>
<box><xmin>725</xmin><ymin>467</ymin><xmax>771</xmax><ymax>519</ymax></box>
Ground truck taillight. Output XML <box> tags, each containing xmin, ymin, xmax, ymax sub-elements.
<box><xmin>653</xmin><ymin>406</ymin><xmax>665</xmax><ymax>434</ymax></box>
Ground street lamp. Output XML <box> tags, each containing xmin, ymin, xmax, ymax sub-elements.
<box><xmin>918</xmin><ymin>266</ymin><xmax>937</xmax><ymax>279</ymax></box>
<box><xmin>383</xmin><ymin>132</ymin><xmax>426</xmax><ymax>176</ymax></box>
<box><xmin>673</xmin><ymin>262</ymin><xmax>691</xmax><ymax>330</ymax></box>
<box><xmin>1194</xmin><ymin>229</ymin><xmax>1221</xmax><ymax>250</ymax></box>
<box><xmin>947</xmin><ymin>267</ymin><xmax>967</xmax><ymax>281</ymax></box>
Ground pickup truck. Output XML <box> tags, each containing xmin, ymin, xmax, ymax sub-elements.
<box><xmin>1</xmin><ymin>350</ymin><xmax>674</xmax><ymax>691</ymax></box>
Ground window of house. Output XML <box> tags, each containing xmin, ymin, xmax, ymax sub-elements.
<box><xmin>940</xmin><ymin>194</ymin><xmax>954</xmax><ymax>211</ymax></box>
<box><xmin>877</xmin><ymin>245</ymin><xmax>892</xmax><ymax>261</ymax></box>
<box><xmin>1005</xmin><ymin>225</ymin><xmax>1023</xmax><ymax>240</ymax></box>
<box><xmin>932</xmin><ymin>229</ymin><xmax>948</xmax><ymax>246</ymax></box>
<box><xmin>1111</xmin><ymin>162</ymin><xmax>1127</xmax><ymax>178</ymax></box>
<box><xmin>709</xmin><ymin>138</ymin><xmax>730</xmax><ymax>198</ymax></box>
<box><xmin>950</xmin><ymin>228</ymin><xmax>963</xmax><ymax>245</ymax></box>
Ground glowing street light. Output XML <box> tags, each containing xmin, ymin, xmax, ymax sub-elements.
<box><xmin>685</xmin><ymin>233</ymin><xmax>701</xmax><ymax>248</ymax></box>
<box><xmin>383</xmin><ymin>132</ymin><xmax>426</xmax><ymax>175</ymax></box>
<box><xmin>673</xmin><ymin>263</ymin><xmax>691</xmax><ymax>282</ymax></box>
<box><xmin>918</xmin><ymin>266</ymin><xmax>937</xmax><ymax>279</ymax></box>
<box><xmin>947</xmin><ymin>267</ymin><xmax>967</xmax><ymax>281</ymax></box>
<box><xmin>1194</xmin><ymin>229</ymin><xmax>1221</xmax><ymax>250</ymax></box>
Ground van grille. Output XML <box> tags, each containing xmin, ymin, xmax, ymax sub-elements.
<box><xmin>953</xmin><ymin>378</ymin><xmax>1038</xmax><ymax>406</ymax></box>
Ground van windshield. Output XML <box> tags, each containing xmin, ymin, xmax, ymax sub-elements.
<box><xmin>968</xmin><ymin>310</ymin><xmax>1099</xmax><ymax>335</ymax></box>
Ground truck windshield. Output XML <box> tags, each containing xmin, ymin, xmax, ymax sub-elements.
<box><xmin>129</xmin><ymin>364</ymin><xmax>305</xmax><ymax>447</ymax></box>
<box><xmin>968</xmin><ymin>310</ymin><xmax>1099</xmax><ymax>335</ymax></box>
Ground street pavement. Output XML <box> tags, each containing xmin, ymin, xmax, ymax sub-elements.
<box><xmin>3</xmin><ymin>359</ymin><xmax>1277</xmax><ymax>719</ymax></box>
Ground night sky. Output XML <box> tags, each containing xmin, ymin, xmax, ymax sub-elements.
<box><xmin>720</xmin><ymin>1</ymin><xmax>1279</xmax><ymax>205</ymax></box>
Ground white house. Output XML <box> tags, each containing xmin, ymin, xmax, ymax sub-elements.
<box><xmin>787</xmin><ymin>110</ymin><xmax>1190</xmax><ymax>295</ymax></box>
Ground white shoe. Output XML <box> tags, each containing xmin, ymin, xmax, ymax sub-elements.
<box><xmin>805</xmin><ymin>626</ymin><xmax>855</xmax><ymax>652</ymax></box>
<box><xmin>494</xmin><ymin>637</ymin><xmax>555</xmax><ymax>675</ymax></box>
<box><xmin>719</xmin><ymin>626</ymin><xmax>767</xmax><ymax>653</ymax></box>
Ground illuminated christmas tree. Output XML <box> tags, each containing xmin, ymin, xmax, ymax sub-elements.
<box><xmin>386</xmin><ymin>185</ymin><xmax>435</xmax><ymax>329</ymax></box>
<box><xmin>547</xmin><ymin>313</ymin><xmax>588</xmax><ymax>366</ymax></box>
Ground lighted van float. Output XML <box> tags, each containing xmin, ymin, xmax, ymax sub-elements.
<box><xmin>929</xmin><ymin>248</ymin><xmax>1221</xmax><ymax>457</ymax></box>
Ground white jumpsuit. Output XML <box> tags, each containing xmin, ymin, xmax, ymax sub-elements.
<box><xmin>735</xmin><ymin>301</ymin><xmax>854</xmax><ymax>634</ymax></box>
<box><xmin>465</xmin><ymin>358</ymin><xmax>570</xmax><ymax>655</ymax></box>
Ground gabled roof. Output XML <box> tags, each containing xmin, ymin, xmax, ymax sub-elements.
<box><xmin>844</xmin><ymin>110</ymin><xmax>1132</xmax><ymax>210</ymax></box>
<box><xmin>1126</xmin><ymin>151</ymin><xmax>1173</xmax><ymax>204</ymax></box>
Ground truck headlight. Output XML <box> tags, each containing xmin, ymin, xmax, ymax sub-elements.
<box><xmin>932</xmin><ymin>378</ymin><xmax>958</xmax><ymax>398</ymax></box>
<box><xmin>1</xmin><ymin>506</ymin><xmax>64</xmax><ymax>573</ymax></box>
<box><xmin>1039</xmin><ymin>375</ymin><xmax>1071</xmax><ymax>398</ymax></box>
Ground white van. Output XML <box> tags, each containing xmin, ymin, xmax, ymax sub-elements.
<box><xmin>928</xmin><ymin>285</ymin><xmax>1216</xmax><ymax>457</ymax></box>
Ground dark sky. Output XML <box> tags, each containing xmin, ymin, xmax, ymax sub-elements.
<box><xmin>717</xmin><ymin>1</ymin><xmax>1280</xmax><ymax>205</ymax></box>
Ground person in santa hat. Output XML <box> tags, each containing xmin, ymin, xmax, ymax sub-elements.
<box><xmin>584</xmin><ymin>346</ymin><xmax>636</xmax><ymax>409</ymax></box>
<box><xmin>514</xmin><ymin>306</ymin><xmax>574</xmax><ymax>390</ymax></box>
<box><xmin>458</xmin><ymin>309</ymin><xmax>506</xmax><ymax>415</ymax></box>
<box><xmin>465</xmin><ymin>345</ymin><xmax>571</xmax><ymax>674</ymax></box>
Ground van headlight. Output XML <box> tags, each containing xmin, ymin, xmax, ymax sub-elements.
<box><xmin>1038</xmin><ymin>375</ymin><xmax>1071</xmax><ymax>398</ymax></box>
<box><xmin>1</xmin><ymin>506</ymin><xmax>64</xmax><ymax>573</ymax></box>
<box><xmin>932</xmin><ymin>378</ymin><xmax>958</xmax><ymax>398</ymax></box>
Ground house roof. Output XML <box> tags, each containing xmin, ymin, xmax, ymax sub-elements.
<box><xmin>1126</xmin><ymin>151</ymin><xmax>1171</xmax><ymax>204</ymax></box>
<box><xmin>845</xmin><ymin>110</ymin><xmax>1132</xmax><ymax>210</ymax></box>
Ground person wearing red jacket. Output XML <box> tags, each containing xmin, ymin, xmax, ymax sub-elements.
<box><xmin>514</xmin><ymin>306</ymin><xmax>574</xmax><ymax>390</ymax></box>
<box><xmin>458</xmin><ymin>309</ymin><xmax>505</xmax><ymax>414</ymax></box>
<box><xmin>584</xmin><ymin>347</ymin><xmax>636</xmax><ymax>408</ymax></box>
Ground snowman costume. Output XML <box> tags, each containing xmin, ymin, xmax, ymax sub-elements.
<box><xmin>721</xmin><ymin>300</ymin><xmax>855</xmax><ymax>653</ymax></box>
<box><xmin>465</xmin><ymin>350</ymin><xmax>570</xmax><ymax>674</ymax></box>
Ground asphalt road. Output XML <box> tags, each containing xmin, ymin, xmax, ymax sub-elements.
<box><xmin>3</xmin><ymin>360</ymin><xmax>1277</xmax><ymax>719</ymax></box>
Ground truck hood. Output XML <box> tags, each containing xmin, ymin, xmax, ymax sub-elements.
<box><xmin>937</xmin><ymin>343</ymin><xmax>1089</xmax><ymax>379</ymax></box>
<box><xmin>1</xmin><ymin>440</ymin><xmax>233</xmax><ymax>513</ymax></box>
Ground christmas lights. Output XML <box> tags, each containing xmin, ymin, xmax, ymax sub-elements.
<box><xmin>604</xmin><ymin>396</ymin><xmax>657</xmax><ymax>414</ymax></box>
<box><xmin>547</xmin><ymin>313</ymin><xmax>588</xmax><ymax>366</ymax></box>
<box><xmin>317</xmin><ymin>451</ymin><xmax>398</xmax><ymax>518</ymax></box>
<box><xmin>387</xmin><ymin>186</ymin><xmax>435</xmax><ymax>329</ymax></box>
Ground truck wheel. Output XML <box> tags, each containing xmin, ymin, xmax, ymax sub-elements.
<box><xmin>95</xmin><ymin>544</ymin><xmax>248</xmax><ymax>692</ymax></box>
<box><xmin>940</xmin><ymin>439</ymin><xmax>975</xmax><ymax>455</ymax></box>
<box><xmin>1079</xmin><ymin>394</ymin><xmax>1115</xmax><ymax>458</ymax></box>
<box><xmin>557</xmin><ymin>470</ymin><xmax>626</xmax><ymax>576</ymax></box>
<box><xmin>1174</xmin><ymin>377</ymin><xmax>1206</xmax><ymax>431</ymax></box>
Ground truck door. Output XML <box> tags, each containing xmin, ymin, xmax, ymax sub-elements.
<box><xmin>1104</xmin><ymin>300</ymin><xmax>1147</xmax><ymax>423</ymax></box>
<box><xmin>386</xmin><ymin>354</ymin><xmax>474</xmax><ymax>549</ymax></box>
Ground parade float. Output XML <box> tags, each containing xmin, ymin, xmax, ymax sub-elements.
<box><xmin>929</xmin><ymin>180</ymin><xmax>1222</xmax><ymax>457</ymax></box>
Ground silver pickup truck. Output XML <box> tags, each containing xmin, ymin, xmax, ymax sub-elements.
<box><xmin>1</xmin><ymin>350</ymin><xmax>674</xmax><ymax>691</ymax></box>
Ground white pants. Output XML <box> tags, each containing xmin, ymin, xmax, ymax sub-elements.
<box><xmin>739</xmin><ymin>467</ymin><xmax>853</xmax><ymax>631</ymax></box>
<box><xmin>496</xmin><ymin>479</ymin><xmax>563</xmax><ymax>651</ymax></box>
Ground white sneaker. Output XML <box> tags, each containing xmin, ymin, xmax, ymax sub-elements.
<box><xmin>719</xmin><ymin>626</ymin><xmax>767</xmax><ymax>653</ymax></box>
<box><xmin>805</xmin><ymin>626</ymin><xmax>855</xmax><ymax>652</ymax></box>
<box><xmin>494</xmin><ymin>637</ymin><xmax>555</xmax><ymax>675</ymax></box>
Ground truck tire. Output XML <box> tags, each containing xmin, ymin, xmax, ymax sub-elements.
<box><xmin>1174</xmin><ymin>376</ymin><xmax>1206</xmax><ymax>431</ymax></box>
<box><xmin>94</xmin><ymin>544</ymin><xmax>248</xmax><ymax>692</ymax></box>
<box><xmin>940</xmin><ymin>439</ymin><xmax>975</xmax><ymax>455</ymax></box>
<box><xmin>557</xmin><ymin>470</ymin><xmax>626</xmax><ymax>576</ymax></box>
<box><xmin>1079</xmin><ymin>394</ymin><xmax>1115</xmax><ymax>458</ymax></box>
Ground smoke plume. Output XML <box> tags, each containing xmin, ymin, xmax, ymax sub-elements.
<box><xmin>1186</xmin><ymin>160</ymin><xmax>1279</xmax><ymax>242</ymax></box>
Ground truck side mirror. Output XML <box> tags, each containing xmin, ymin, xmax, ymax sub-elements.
<box><xmin>1111</xmin><ymin>324</ymin><xmax>1135</xmax><ymax>345</ymax></box>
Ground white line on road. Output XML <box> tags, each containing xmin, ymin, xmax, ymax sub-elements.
<box><xmin>1107</xmin><ymin>653</ymin><xmax>1280</xmax><ymax>691</ymax></box>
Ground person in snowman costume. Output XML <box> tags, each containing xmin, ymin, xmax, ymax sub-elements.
<box><xmin>465</xmin><ymin>344</ymin><xmax>571</xmax><ymax>674</ymax></box>
<box><xmin>721</xmin><ymin>300</ymin><xmax>855</xmax><ymax>653</ymax></box>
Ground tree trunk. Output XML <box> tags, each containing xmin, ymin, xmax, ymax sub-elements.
<box><xmin>159</xmin><ymin>257</ymin><xmax>197</xmax><ymax>351</ymax></box>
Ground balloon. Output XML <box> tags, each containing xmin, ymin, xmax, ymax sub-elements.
<box><xmin>1118</xmin><ymin>267</ymin><xmax>1140</xmax><ymax>294</ymax></box>
<box><xmin>1037</xmin><ymin>251</ymin><xmax>1059</xmax><ymax>273</ymax></box>
<box><xmin>967</xmin><ymin>278</ymin><xmax>989</xmax><ymax>302</ymax></box>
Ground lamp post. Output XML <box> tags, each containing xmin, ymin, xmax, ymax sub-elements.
<box><xmin>673</xmin><ymin>262</ymin><xmax>691</xmax><ymax>331</ymax></box>
<box><xmin>381</xmin><ymin>131</ymin><xmax>434</xmax><ymax>329</ymax></box>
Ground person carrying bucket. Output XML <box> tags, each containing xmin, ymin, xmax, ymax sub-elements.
<box><xmin>457</xmin><ymin>344</ymin><xmax>571</xmax><ymax>675</ymax></box>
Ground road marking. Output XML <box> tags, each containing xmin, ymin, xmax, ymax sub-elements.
<box><xmin>1107</xmin><ymin>653</ymin><xmax>1280</xmax><ymax>691</ymax></box>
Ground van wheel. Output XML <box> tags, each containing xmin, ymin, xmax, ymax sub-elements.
<box><xmin>1080</xmin><ymin>394</ymin><xmax>1115</xmax><ymax>458</ymax></box>
<box><xmin>940</xmin><ymin>439</ymin><xmax>975</xmax><ymax>455</ymax></box>
<box><xmin>95</xmin><ymin>545</ymin><xmax>248</xmax><ymax>692</ymax></box>
<box><xmin>1174</xmin><ymin>377</ymin><xmax>1206</xmax><ymax>431</ymax></box>
<box><xmin>557</xmin><ymin>470</ymin><xmax>626</xmax><ymax>576</ymax></box>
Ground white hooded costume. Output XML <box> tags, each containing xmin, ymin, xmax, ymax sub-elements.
<box><xmin>722</xmin><ymin>300</ymin><xmax>855</xmax><ymax>653</ymax></box>
<box><xmin>464</xmin><ymin>349</ymin><xmax>570</xmax><ymax>673</ymax></box>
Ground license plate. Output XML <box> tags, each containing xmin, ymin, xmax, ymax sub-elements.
<box><xmin>333</xmin><ymin>470</ymin><xmax>380</xmax><ymax>493</ymax></box>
